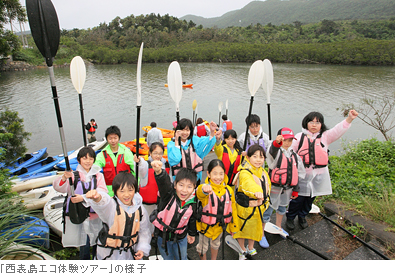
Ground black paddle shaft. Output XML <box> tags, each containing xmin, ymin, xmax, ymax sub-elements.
<box><xmin>79</xmin><ymin>93</ymin><xmax>87</xmax><ymax>146</ymax></box>
<box><xmin>135</xmin><ymin>105</ymin><xmax>141</xmax><ymax>181</ymax></box>
<box><xmin>267</xmin><ymin>103</ymin><xmax>272</xmax><ymax>140</ymax></box>
<box><xmin>242</xmin><ymin>96</ymin><xmax>255</xmax><ymax>154</ymax></box>
<box><xmin>319</xmin><ymin>213</ymin><xmax>390</xmax><ymax>260</ymax></box>
<box><xmin>287</xmin><ymin>236</ymin><xmax>330</xmax><ymax>260</ymax></box>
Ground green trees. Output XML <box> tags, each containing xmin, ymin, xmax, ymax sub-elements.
<box><xmin>0</xmin><ymin>0</ymin><xmax>26</xmax><ymax>60</ymax></box>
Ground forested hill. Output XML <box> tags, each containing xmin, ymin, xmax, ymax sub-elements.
<box><xmin>181</xmin><ymin>0</ymin><xmax>395</xmax><ymax>28</ymax></box>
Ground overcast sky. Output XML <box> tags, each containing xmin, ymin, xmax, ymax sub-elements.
<box><xmin>16</xmin><ymin>0</ymin><xmax>257</xmax><ymax>30</ymax></box>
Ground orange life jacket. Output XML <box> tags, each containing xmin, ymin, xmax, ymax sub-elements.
<box><xmin>223</xmin><ymin>120</ymin><xmax>233</xmax><ymax>131</ymax></box>
<box><xmin>196</xmin><ymin>125</ymin><xmax>207</xmax><ymax>137</ymax></box>
<box><xmin>97</xmin><ymin>197</ymin><xmax>141</xmax><ymax>260</ymax></box>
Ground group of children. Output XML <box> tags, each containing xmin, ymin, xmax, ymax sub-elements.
<box><xmin>53</xmin><ymin>108</ymin><xmax>359</xmax><ymax>260</ymax></box>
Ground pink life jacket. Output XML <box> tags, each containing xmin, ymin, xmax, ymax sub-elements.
<box><xmin>297</xmin><ymin>133</ymin><xmax>328</xmax><ymax>168</ymax></box>
<box><xmin>152</xmin><ymin>195</ymin><xmax>194</xmax><ymax>235</ymax></box>
<box><xmin>200</xmin><ymin>185</ymin><xmax>232</xmax><ymax>226</ymax></box>
<box><xmin>270</xmin><ymin>151</ymin><xmax>299</xmax><ymax>187</ymax></box>
<box><xmin>172</xmin><ymin>141</ymin><xmax>203</xmax><ymax>176</ymax></box>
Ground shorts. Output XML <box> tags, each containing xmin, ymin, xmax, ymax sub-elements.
<box><xmin>196</xmin><ymin>233</ymin><xmax>222</xmax><ymax>255</ymax></box>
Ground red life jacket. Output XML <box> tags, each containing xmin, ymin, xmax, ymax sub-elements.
<box><xmin>103</xmin><ymin>150</ymin><xmax>131</xmax><ymax>185</ymax></box>
<box><xmin>152</xmin><ymin>195</ymin><xmax>194</xmax><ymax>235</ymax></box>
<box><xmin>200</xmin><ymin>184</ymin><xmax>232</xmax><ymax>227</ymax></box>
<box><xmin>269</xmin><ymin>151</ymin><xmax>299</xmax><ymax>187</ymax></box>
<box><xmin>196</xmin><ymin>125</ymin><xmax>207</xmax><ymax>137</ymax></box>
<box><xmin>88</xmin><ymin>122</ymin><xmax>97</xmax><ymax>133</ymax></box>
<box><xmin>172</xmin><ymin>141</ymin><xmax>203</xmax><ymax>176</ymax></box>
<box><xmin>222</xmin><ymin>146</ymin><xmax>241</xmax><ymax>185</ymax></box>
<box><xmin>297</xmin><ymin>133</ymin><xmax>328</xmax><ymax>168</ymax></box>
<box><xmin>139</xmin><ymin>161</ymin><xmax>170</xmax><ymax>205</ymax></box>
<box><xmin>223</xmin><ymin>120</ymin><xmax>232</xmax><ymax>131</ymax></box>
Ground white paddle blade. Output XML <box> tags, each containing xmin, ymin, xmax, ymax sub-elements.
<box><xmin>225</xmin><ymin>235</ymin><xmax>244</xmax><ymax>254</ymax></box>
<box><xmin>70</xmin><ymin>56</ymin><xmax>86</xmax><ymax>94</ymax></box>
<box><xmin>262</xmin><ymin>59</ymin><xmax>274</xmax><ymax>103</ymax></box>
<box><xmin>218</xmin><ymin>101</ymin><xmax>223</xmax><ymax>112</ymax></box>
<box><xmin>264</xmin><ymin>222</ymin><xmax>288</xmax><ymax>238</ymax></box>
<box><xmin>310</xmin><ymin>204</ymin><xmax>320</xmax><ymax>214</ymax></box>
<box><xmin>248</xmin><ymin>60</ymin><xmax>264</xmax><ymax>96</ymax></box>
<box><xmin>167</xmin><ymin>61</ymin><xmax>183</xmax><ymax>110</ymax></box>
<box><xmin>136</xmin><ymin>42</ymin><xmax>144</xmax><ymax>106</ymax></box>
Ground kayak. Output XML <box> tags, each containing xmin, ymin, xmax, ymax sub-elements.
<box><xmin>43</xmin><ymin>195</ymin><xmax>65</xmax><ymax>237</ymax></box>
<box><xmin>1</xmin><ymin>243</ymin><xmax>55</xmax><ymax>260</ymax></box>
<box><xmin>55</xmin><ymin>137</ymin><xmax>107</xmax><ymax>169</ymax></box>
<box><xmin>19</xmin><ymin>185</ymin><xmax>61</xmax><ymax>210</ymax></box>
<box><xmin>17</xmin><ymin>170</ymin><xmax>62</xmax><ymax>181</ymax></box>
<box><xmin>12</xmin><ymin>150</ymin><xmax>75</xmax><ymax>178</ymax></box>
<box><xmin>142</xmin><ymin>126</ymin><xmax>174</xmax><ymax>138</ymax></box>
<box><xmin>164</xmin><ymin>83</ymin><xmax>193</xmax><ymax>88</ymax></box>
<box><xmin>122</xmin><ymin>140</ymin><xmax>150</xmax><ymax>155</ymax></box>
<box><xmin>4</xmin><ymin>147</ymin><xmax>47</xmax><ymax>174</ymax></box>
<box><xmin>11</xmin><ymin>173</ymin><xmax>62</xmax><ymax>193</ymax></box>
<box><xmin>0</xmin><ymin>214</ymin><xmax>50</xmax><ymax>249</ymax></box>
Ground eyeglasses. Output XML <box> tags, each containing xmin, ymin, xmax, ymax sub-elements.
<box><xmin>308</xmin><ymin>121</ymin><xmax>321</xmax><ymax>125</ymax></box>
<box><xmin>151</xmin><ymin>152</ymin><xmax>164</xmax><ymax>156</ymax></box>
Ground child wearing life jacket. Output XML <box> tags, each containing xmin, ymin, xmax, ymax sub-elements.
<box><xmin>151</xmin><ymin>162</ymin><xmax>198</xmax><ymax>260</ymax></box>
<box><xmin>214</xmin><ymin>129</ymin><xmax>242</xmax><ymax>187</ymax></box>
<box><xmin>84</xmin><ymin>172</ymin><xmax>151</xmax><ymax>260</ymax></box>
<box><xmin>167</xmin><ymin>118</ymin><xmax>218</xmax><ymax>185</ymax></box>
<box><xmin>196</xmin><ymin>159</ymin><xmax>238</xmax><ymax>260</ymax></box>
<box><xmin>134</xmin><ymin>142</ymin><xmax>170</xmax><ymax>234</ymax></box>
<box><xmin>261</xmin><ymin>128</ymin><xmax>306</xmax><ymax>248</ymax></box>
<box><xmin>286</xmin><ymin>110</ymin><xmax>359</xmax><ymax>230</ymax></box>
<box><xmin>53</xmin><ymin>146</ymin><xmax>108</xmax><ymax>260</ymax></box>
<box><xmin>193</xmin><ymin>117</ymin><xmax>210</xmax><ymax>137</ymax></box>
<box><xmin>238</xmin><ymin>114</ymin><xmax>270</xmax><ymax>157</ymax></box>
<box><xmin>233</xmin><ymin>144</ymin><xmax>271</xmax><ymax>260</ymax></box>
<box><xmin>95</xmin><ymin>125</ymin><xmax>135</xmax><ymax>196</ymax></box>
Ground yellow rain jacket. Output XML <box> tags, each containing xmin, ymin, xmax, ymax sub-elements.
<box><xmin>233</xmin><ymin>159</ymin><xmax>271</xmax><ymax>242</ymax></box>
<box><xmin>196</xmin><ymin>177</ymin><xmax>239</xmax><ymax>240</ymax></box>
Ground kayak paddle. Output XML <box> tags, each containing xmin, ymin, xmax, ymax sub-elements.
<box><xmin>262</xmin><ymin>59</ymin><xmax>274</xmax><ymax>140</ymax></box>
<box><xmin>192</xmin><ymin>99</ymin><xmax>197</xmax><ymax>125</ymax></box>
<box><xmin>26</xmin><ymin>0</ymin><xmax>72</xmax><ymax>180</ymax></box>
<box><xmin>264</xmin><ymin>222</ymin><xmax>329</xmax><ymax>260</ymax></box>
<box><xmin>242</xmin><ymin>60</ymin><xmax>265</xmax><ymax>153</ymax></box>
<box><xmin>70</xmin><ymin>56</ymin><xmax>87</xmax><ymax>146</ymax></box>
<box><xmin>218</xmin><ymin>101</ymin><xmax>223</xmax><ymax>126</ymax></box>
<box><xmin>310</xmin><ymin>204</ymin><xmax>390</xmax><ymax>260</ymax></box>
<box><xmin>225</xmin><ymin>99</ymin><xmax>229</xmax><ymax>117</ymax></box>
<box><xmin>224</xmin><ymin>235</ymin><xmax>253</xmax><ymax>260</ymax></box>
<box><xmin>135</xmin><ymin>42</ymin><xmax>144</xmax><ymax>182</ymax></box>
<box><xmin>167</xmin><ymin>61</ymin><xmax>183</xmax><ymax>125</ymax></box>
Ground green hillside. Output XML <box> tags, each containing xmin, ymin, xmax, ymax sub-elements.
<box><xmin>181</xmin><ymin>0</ymin><xmax>395</xmax><ymax>27</ymax></box>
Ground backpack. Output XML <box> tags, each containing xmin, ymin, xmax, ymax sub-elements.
<box><xmin>85</xmin><ymin>123</ymin><xmax>91</xmax><ymax>130</ymax></box>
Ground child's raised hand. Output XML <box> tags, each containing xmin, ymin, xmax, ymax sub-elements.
<box><xmin>254</xmin><ymin>192</ymin><xmax>263</xmax><ymax>199</ymax></box>
<box><xmin>133</xmin><ymin>154</ymin><xmax>140</xmax><ymax>163</ymax></box>
<box><xmin>202</xmin><ymin>184</ymin><xmax>213</xmax><ymax>195</ymax></box>
<box><xmin>348</xmin><ymin>109</ymin><xmax>359</xmax><ymax>120</ymax></box>
<box><xmin>241</xmin><ymin>151</ymin><xmax>247</xmax><ymax>157</ymax></box>
<box><xmin>151</xmin><ymin>160</ymin><xmax>163</xmax><ymax>175</ymax></box>
<box><xmin>61</xmin><ymin>171</ymin><xmax>73</xmax><ymax>182</ymax></box>
<box><xmin>275</xmin><ymin>135</ymin><xmax>284</xmax><ymax>144</ymax></box>
<box><xmin>209</xmin><ymin>121</ymin><xmax>217</xmax><ymax>136</ymax></box>
<box><xmin>85</xmin><ymin>189</ymin><xmax>102</xmax><ymax>202</ymax></box>
<box><xmin>215</xmin><ymin>129</ymin><xmax>222</xmax><ymax>140</ymax></box>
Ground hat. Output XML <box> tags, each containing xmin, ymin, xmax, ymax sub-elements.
<box><xmin>278</xmin><ymin>127</ymin><xmax>295</xmax><ymax>139</ymax></box>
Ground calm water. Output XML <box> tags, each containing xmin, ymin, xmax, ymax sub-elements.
<box><xmin>1</xmin><ymin>62</ymin><xmax>394</xmax><ymax>156</ymax></box>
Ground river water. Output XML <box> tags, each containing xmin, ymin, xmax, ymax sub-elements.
<box><xmin>0</xmin><ymin>62</ymin><xmax>394</xmax><ymax>156</ymax></box>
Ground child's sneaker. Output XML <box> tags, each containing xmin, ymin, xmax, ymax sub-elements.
<box><xmin>239</xmin><ymin>252</ymin><xmax>247</xmax><ymax>260</ymax></box>
<box><xmin>246</xmin><ymin>246</ymin><xmax>257</xmax><ymax>256</ymax></box>
<box><xmin>259</xmin><ymin>236</ymin><xmax>269</xmax><ymax>248</ymax></box>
